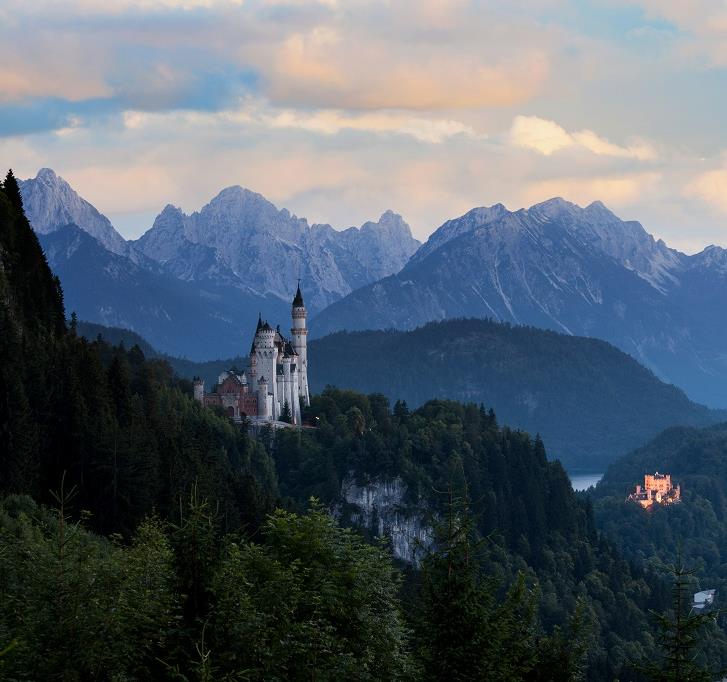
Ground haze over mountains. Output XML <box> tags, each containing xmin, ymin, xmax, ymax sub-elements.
<box><xmin>19</xmin><ymin>167</ymin><xmax>727</xmax><ymax>407</ymax></box>
<box><xmin>307</xmin><ymin>320</ymin><xmax>723</xmax><ymax>469</ymax></box>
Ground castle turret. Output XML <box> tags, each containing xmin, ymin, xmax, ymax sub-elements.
<box><xmin>257</xmin><ymin>375</ymin><xmax>270</xmax><ymax>419</ymax></box>
<box><xmin>193</xmin><ymin>377</ymin><xmax>204</xmax><ymax>404</ymax></box>
<box><xmin>291</xmin><ymin>283</ymin><xmax>310</xmax><ymax>406</ymax></box>
<box><xmin>254</xmin><ymin>319</ymin><xmax>279</xmax><ymax>418</ymax></box>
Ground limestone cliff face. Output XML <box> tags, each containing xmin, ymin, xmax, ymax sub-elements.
<box><xmin>342</xmin><ymin>476</ymin><xmax>432</xmax><ymax>564</ymax></box>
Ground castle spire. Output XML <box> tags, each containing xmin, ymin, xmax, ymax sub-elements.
<box><xmin>256</xmin><ymin>313</ymin><xmax>263</xmax><ymax>331</ymax></box>
<box><xmin>293</xmin><ymin>281</ymin><xmax>304</xmax><ymax>307</ymax></box>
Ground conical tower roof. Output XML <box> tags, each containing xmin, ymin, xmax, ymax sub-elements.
<box><xmin>293</xmin><ymin>283</ymin><xmax>304</xmax><ymax>307</ymax></box>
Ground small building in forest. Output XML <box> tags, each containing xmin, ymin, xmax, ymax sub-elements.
<box><xmin>692</xmin><ymin>589</ymin><xmax>716</xmax><ymax>612</ymax></box>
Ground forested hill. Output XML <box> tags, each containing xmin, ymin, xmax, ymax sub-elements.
<box><xmin>85</xmin><ymin>317</ymin><xmax>722</xmax><ymax>470</ymax></box>
<box><xmin>0</xmin><ymin>170</ymin><xmax>277</xmax><ymax>534</ymax></box>
<box><xmin>591</xmin><ymin>422</ymin><xmax>727</xmax><ymax>647</ymax></box>
<box><xmin>307</xmin><ymin>320</ymin><xmax>721</xmax><ymax>469</ymax></box>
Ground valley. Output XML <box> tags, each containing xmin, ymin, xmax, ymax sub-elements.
<box><xmin>5</xmin><ymin>2</ymin><xmax>727</xmax><ymax>679</ymax></box>
<box><xmin>5</xmin><ymin>168</ymin><xmax>727</xmax><ymax>679</ymax></box>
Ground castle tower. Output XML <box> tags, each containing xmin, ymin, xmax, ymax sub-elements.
<box><xmin>291</xmin><ymin>283</ymin><xmax>310</xmax><ymax>406</ymax></box>
<box><xmin>254</xmin><ymin>318</ymin><xmax>279</xmax><ymax>419</ymax></box>
<box><xmin>257</xmin><ymin>375</ymin><xmax>270</xmax><ymax>419</ymax></box>
<box><xmin>193</xmin><ymin>377</ymin><xmax>204</xmax><ymax>404</ymax></box>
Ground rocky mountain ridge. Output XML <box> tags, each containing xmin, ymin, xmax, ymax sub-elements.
<box><xmin>19</xmin><ymin>169</ymin><xmax>420</xmax><ymax>357</ymax></box>
<box><xmin>20</xmin><ymin>168</ymin><xmax>727</xmax><ymax>406</ymax></box>
<box><xmin>313</xmin><ymin>198</ymin><xmax>727</xmax><ymax>407</ymax></box>
<box><xmin>19</xmin><ymin>168</ymin><xmax>130</xmax><ymax>257</ymax></box>
<box><xmin>135</xmin><ymin>186</ymin><xmax>419</xmax><ymax>314</ymax></box>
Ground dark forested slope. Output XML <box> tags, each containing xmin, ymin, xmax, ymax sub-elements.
<box><xmin>101</xmin><ymin>317</ymin><xmax>719</xmax><ymax>470</ymax></box>
<box><xmin>307</xmin><ymin>320</ymin><xmax>721</xmax><ymax>469</ymax></box>
<box><xmin>0</xmin><ymin>171</ymin><xmax>277</xmax><ymax>536</ymax></box>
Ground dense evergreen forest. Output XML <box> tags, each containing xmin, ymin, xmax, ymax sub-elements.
<box><xmin>78</xmin><ymin>318</ymin><xmax>724</xmax><ymax>471</ymax></box>
<box><xmin>594</xmin><ymin>423</ymin><xmax>727</xmax><ymax>638</ymax></box>
<box><xmin>307</xmin><ymin>325</ymin><xmax>722</xmax><ymax>469</ymax></box>
<box><xmin>2</xmin><ymin>171</ymin><xmax>725</xmax><ymax>680</ymax></box>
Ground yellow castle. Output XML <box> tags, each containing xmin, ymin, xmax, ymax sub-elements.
<box><xmin>628</xmin><ymin>472</ymin><xmax>681</xmax><ymax>509</ymax></box>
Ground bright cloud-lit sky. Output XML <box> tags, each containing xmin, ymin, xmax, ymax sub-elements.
<box><xmin>2</xmin><ymin>0</ymin><xmax>727</xmax><ymax>252</ymax></box>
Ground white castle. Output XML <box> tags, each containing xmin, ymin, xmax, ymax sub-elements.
<box><xmin>193</xmin><ymin>284</ymin><xmax>310</xmax><ymax>425</ymax></box>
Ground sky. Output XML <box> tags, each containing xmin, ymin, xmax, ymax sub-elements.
<box><xmin>1</xmin><ymin>0</ymin><xmax>727</xmax><ymax>252</ymax></box>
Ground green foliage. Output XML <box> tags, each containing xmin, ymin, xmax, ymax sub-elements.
<box><xmin>3</xmin><ymin>169</ymin><xmax>24</xmax><ymax>212</ymax></box>
<box><xmin>269</xmin><ymin>387</ymin><xmax>666</xmax><ymax>679</ymax></box>
<box><xmin>594</xmin><ymin>423</ymin><xmax>727</xmax><ymax>671</ymax></box>
<box><xmin>280</xmin><ymin>399</ymin><xmax>292</xmax><ymax>424</ymax></box>
<box><xmin>0</xmin><ymin>493</ymin><xmax>178</xmax><ymax>680</ymax></box>
<box><xmin>640</xmin><ymin>558</ymin><xmax>724</xmax><ymax>681</ymax></box>
<box><xmin>305</xmin><ymin>322</ymin><xmax>722</xmax><ymax>469</ymax></box>
<box><xmin>1</xmin><ymin>174</ymin><xmax>715</xmax><ymax>681</ymax></box>
<box><xmin>211</xmin><ymin>501</ymin><xmax>413</xmax><ymax>680</ymax></box>
<box><xmin>0</xmin><ymin>179</ymin><xmax>278</xmax><ymax>538</ymax></box>
<box><xmin>1</xmin><ymin>496</ymin><xmax>412</xmax><ymax>681</ymax></box>
<box><xmin>417</xmin><ymin>490</ymin><xmax>539</xmax><ymax>681</ymax></box>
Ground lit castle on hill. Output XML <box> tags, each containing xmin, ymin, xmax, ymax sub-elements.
<box><xmin>627</xmin><ymin>472</ymin><xmax>681</xmax><ymax>509</ymax></box>
<box><xmin>193</xmin><ymin>285</ymin><xmax>310</xmax><ymax>426</ymax></box>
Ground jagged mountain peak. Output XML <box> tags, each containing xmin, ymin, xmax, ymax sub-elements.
<box><xmin>585</xmin><ymin>199</ymin><xmax>609</xmax><ymax>212</ymax></box>
<box><xmin>159</xmin><ymin>203</ymin><xmax>183</xmax><ymax>216</ymax></box>
<box><xmin>206</xmin><ymin>185</ymin><xmax>287</xmax><ymax>213</ymax></box>
<box><xmin>313</xmin><ymin>195</ymin><xmax>727</xmax><ymax>407</ymax></box>
<box><xmin>211</xmin><ymin>184</ymin><xmax>268</xmax><ymax>203</ymax></box>
<box><xmin>528</xmin><ymin>197</ymin><xmax>616</xmax><ymax>225</ymax></box>
<box><xmin>36</xmin><ymin>167</ymin><xmax>59</xmax><ymax>181</ymax></box>
<box><xmin>361</xmin><ymin>210</ymin><xmax>411</xmax><ymax>234</ymax></box>
<box><xmin>19</xmin><ymin>168</ymin><xmax>129</xmax><ymax>256</ymax></box>
<box><xmin>134</xmin><ymin>185</ymin><xmax>419</xmax><ymax>314</ymax></box>
<box><xmin>377</xmin><ymin>209</ymin><xmax>405</xmax><ymax>224</ymax></box>
<box><xmin>409</xmin><ymin>202</ymin><xmax>509</xmax><ymax>265</ymax></box>
<box><xmin>529</xmin><ymin>196</ymin><xmax>578</xmax><ymax>214</ymax></box>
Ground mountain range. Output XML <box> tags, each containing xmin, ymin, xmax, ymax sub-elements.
<box><xmin>19</xmin><ymin>169</ymin><xmax>419</xmax><ymax>358</ymax></box>
<box><xmin>19</xmin><ymin>167</ymin><xmax>727</xmax><ymax>407</ymax></box>
<box><xmin>314</xmin><ymin>198</ymin><xmax>727</xmax><ymax>407</ymax></box>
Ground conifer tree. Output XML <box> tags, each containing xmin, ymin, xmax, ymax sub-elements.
<box><xmin>417</xmin><ymin>482</ymin><xmax>539</xmax><ymax>681</ymax></box>
<box><xmin>642</xmin><ymin>557</ymin><xmax>724</xmax><ymax>681</ymax></box>
<box><xmin>280</xmin><ymin>399</ymin><xmax>292</xmax><ymax>423</ymax></box>
<box><xmin>3</xmin><ymin>169</ymin><xmax>23</xmax><ymax>212</ymax></box>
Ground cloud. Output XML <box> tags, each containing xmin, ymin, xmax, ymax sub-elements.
<box><xmin>522</xmin><ymin>171</ymin><xmax>663</xmax><ymax>208</ymax></box>
<box><xmin>685</xmin><ymin>167</ymin><xmax>727</xmax><ymax>214</ymax></box>
<box><xmin>122</xmin><ymin>99</ymin><xmax>481</xmax><ymax>144</ymax></box>
<box><xmin>265</xmin><ymin>32</ymin><xmax>549</xmax><ymax>110</ymax></box>
<box><xmin>1</xmin><ymin>0</ymin><xmax>727</xmax><ymax>255</ymax></box>
<box><xmin>510</xmin><ymin>115</ymin><xmax>657</xmax><ymax>160</ymax></box>
<box><xmin>618</xmin><ymin>0</ymin><xmax>727</xmax><ymax>66</ymax></box>
<box><xmin>0</xmin><ymin>0</ymin><xmax>555</xmax><ymax>115</ymax></box>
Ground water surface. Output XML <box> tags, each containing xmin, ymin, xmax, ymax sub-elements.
<box><xmin>569</xmin><ymin>472</ymin><xmax>603</xmax><ymax>492</ymax></box>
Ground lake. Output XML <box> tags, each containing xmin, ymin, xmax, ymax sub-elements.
<box><xmin>568</xmin><ymin>472</ymin><xmax>604</xmax><ymax>491</ymax></box>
